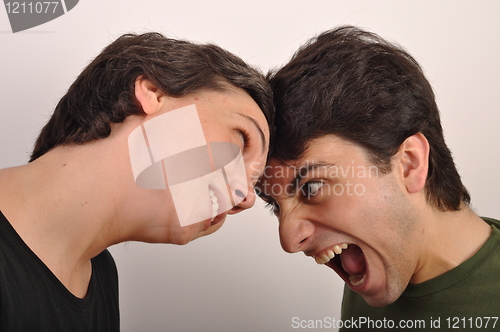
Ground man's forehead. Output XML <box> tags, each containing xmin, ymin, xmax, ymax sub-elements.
<box><xmin>267</xmin><ymin>134</ymin><xmax>372</xmax><ymax>172</ymax></box>
<box><xmin>263</xmin><ymin>159</ymin><xmax>298</xmax><ymax>178</ymax></box>
<box><xmin>265</xmin><ymin>146</ymin><xmax>337</xmax><ymax>170</ymax></box>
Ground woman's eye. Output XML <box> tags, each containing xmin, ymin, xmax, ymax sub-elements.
<box><xmin>237</xmin><ymin>129</ymin><xmax>250</xmax><ymax>149</ymax></box>
<box><xmin>301</xmin><ymin>181</ymin><xmax>324</xmax><ymax>199</ymax></box>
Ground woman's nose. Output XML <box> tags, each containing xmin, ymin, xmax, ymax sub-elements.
<box><xmin>227</xmin><ymin>183</ymin><xmax>256</xmax><ymax>214</ymax></box>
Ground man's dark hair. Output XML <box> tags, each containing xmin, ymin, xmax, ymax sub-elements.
<box><xmin>268</xmin><ymin>26</ymin><xmax>469</xmax><ymax>211</ymax></box>
<box><xmin>30</xmin><ymin>32</ymin><xmax>274</xmax><ymax>162</ymax></box>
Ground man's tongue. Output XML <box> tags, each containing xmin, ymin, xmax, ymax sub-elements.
<box><xmin>341</xmin><ymin>245</ymin><xmax>366</xmax><ymax>275</ymax></box>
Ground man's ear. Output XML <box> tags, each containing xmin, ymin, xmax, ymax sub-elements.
<box><xmin>134</xmin><ymin>76</ymin><xmax>164</xmax><ymax>115</ymax></box>
<box><xmin>398</xmin><ymin>133</ymin><xmax>430</xmax><ymax>194</ymax></box>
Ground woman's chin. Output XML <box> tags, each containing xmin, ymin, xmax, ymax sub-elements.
<box><xmin>144</xmin><ymin>213</ymin><xmax>228</xmax><ymax>245</ymax></box>
<box><xmin>190</xmin><ymin>213</ymin><xmax>228</xmax><ymax>242</ymax></box>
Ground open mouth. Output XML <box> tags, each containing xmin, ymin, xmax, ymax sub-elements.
<box><xmin>209</xmin><ymin>189</ymin><xmax>219</xmax><ymax>222</ymax></box>
<box><xmin>315</xmin><ymin>244</ymin><xmax>367</xmax><ymax>289</ymax></box>
<box><xmin>208</xmin><ymin>189</ymin><xmax>227</xmax><ymax>228</ymax></box>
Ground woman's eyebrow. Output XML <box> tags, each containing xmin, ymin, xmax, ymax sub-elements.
<box><xmin>235</xmin><ymin>113</ymin><xmax>267</xmax><ymax>155</ymax></box>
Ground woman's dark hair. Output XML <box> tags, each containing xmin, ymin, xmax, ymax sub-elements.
<box><xmin>268</xmin><ymin>26</ymin><xmax>469</xmax><ymax>211</ymax></box>
<box><xmin>30</xmin><ymin>32</ymin><xmax>274</xmax><ymax>162</ymax></box>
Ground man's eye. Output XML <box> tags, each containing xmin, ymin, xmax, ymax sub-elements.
<box><xmin>301</xmin><ymin>181</ymin><xmax>324</xmax><ymax>199</ymax></box>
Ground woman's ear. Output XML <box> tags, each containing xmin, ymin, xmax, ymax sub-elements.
<box><xmin>134</xmin><ymin>76</ymin><xmax>164</xmax><ymax>115</ymax></box>
<box><xmin>398</xmin><ymin>133</ymin><xmax>430</xmax><ymax>194</ymax></box>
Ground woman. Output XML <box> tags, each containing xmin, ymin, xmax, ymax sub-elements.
<box><xmin>0</xmin><ymin>33</ymin><xmax>273</xmax><ymax>331</ymax></box>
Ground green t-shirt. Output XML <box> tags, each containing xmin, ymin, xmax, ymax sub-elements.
<box><xmin>341</xmin><ymin>218</ymin><xmax>500</xmax><ymax>331</ymax></box>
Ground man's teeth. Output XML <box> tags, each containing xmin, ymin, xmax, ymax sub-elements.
<box><xmin>314</xmin><ymin>244</ymin><xmax>366</xmax><ymax>287</ymax></box>
<box><xmin>349</xmin><ymin>273</ymin><xmax>366</xmax><ymax>287</ymax></box>
<box><xmin>314</xmin><ymin>244</ymin><xmax>349</xmax><ymax>264</ymax></box>
<box><xmin>209</xmin><ymin>190</ymin><xmax>219</xmax><ymax>221</ymax></box>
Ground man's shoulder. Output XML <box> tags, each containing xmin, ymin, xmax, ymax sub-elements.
<box><xmin>482</xmin><ymin>216</ymin><xmax>500</xmax><ymax>228</ymax></box>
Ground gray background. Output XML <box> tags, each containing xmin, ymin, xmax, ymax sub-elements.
<box><xmin>1</xmin><ymin>1</ymin><xmax>499</xmax><ymax>331</ymax></box>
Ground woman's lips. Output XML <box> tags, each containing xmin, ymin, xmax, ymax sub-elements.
<box><xmin>203</xmin><ymin>187</ymin><xmax>228</xmax><ymax>231</ymax></box>
<box><xmin>209</xmin><ymin>189</ymin><xmax>219</xmax><ymax>221</ymax></box>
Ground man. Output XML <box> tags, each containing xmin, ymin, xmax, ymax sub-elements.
<box><xmin>0</xmin><ymin>32</ymin><xmax>273</xmax><ymax>331</ymax></box>
<box><xmin>258</xmin><ymin>26</ymin><xmax>499</xmax><ymax>330</ymax></box>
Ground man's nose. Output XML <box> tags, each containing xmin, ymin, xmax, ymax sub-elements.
<box><xmin>279</xmin><ymin>210</ymin><xmax>315</xmax><ymax>253</ymax></box>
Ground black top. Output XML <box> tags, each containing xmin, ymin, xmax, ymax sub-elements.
<box><xmin>0</xmin><ymin>211</ymin><xmax>120</xmax><ymax>331</ymax></box>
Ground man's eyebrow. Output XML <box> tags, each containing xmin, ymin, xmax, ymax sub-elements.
<box><xmin>235</xmin><ymin>113</ymin><xmax>266</xmax><ymax>155</ymax></box>
<box><xmin>255</xmin><ymin>184</ymin><xmax>279</xmax><ymax>212</ymax></box>
<box><xmin>288</xmin><ymin>162</ymin><xmax>336</xmax><ymax>195</ymax></box>
<box><xmin>256</xmin><ymin>189</ymin><xmax>272</xmax><ymax>203</ymax></box>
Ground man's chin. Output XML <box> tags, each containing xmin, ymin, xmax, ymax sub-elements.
<box><xmin>359</xmin><ymin>288</ymin><xmax>402</xmax><ymax>308</ymax></box>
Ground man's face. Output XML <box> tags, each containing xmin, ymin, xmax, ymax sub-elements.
<box><xmin>257</xmin><ymin>135</ymin><xmax>423</xmax><ymax>307</ymax></box>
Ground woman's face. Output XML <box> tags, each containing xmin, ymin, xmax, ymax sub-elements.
<box><xmin>133</xmin><ymin>84</ymin><xmax>270</xmax><ymax>244</ymax></box>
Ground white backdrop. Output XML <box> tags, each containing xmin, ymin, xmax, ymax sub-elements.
<box><xmin>1</xmin><ymin>1</ymin><xmax>499</xmax><ymax>331</ymax></box>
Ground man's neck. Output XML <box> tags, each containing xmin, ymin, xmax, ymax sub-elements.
<box><xmin>410</xmin><ymin>205</ymin><xmax>491</xmax><ymax>284</ymax></box>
